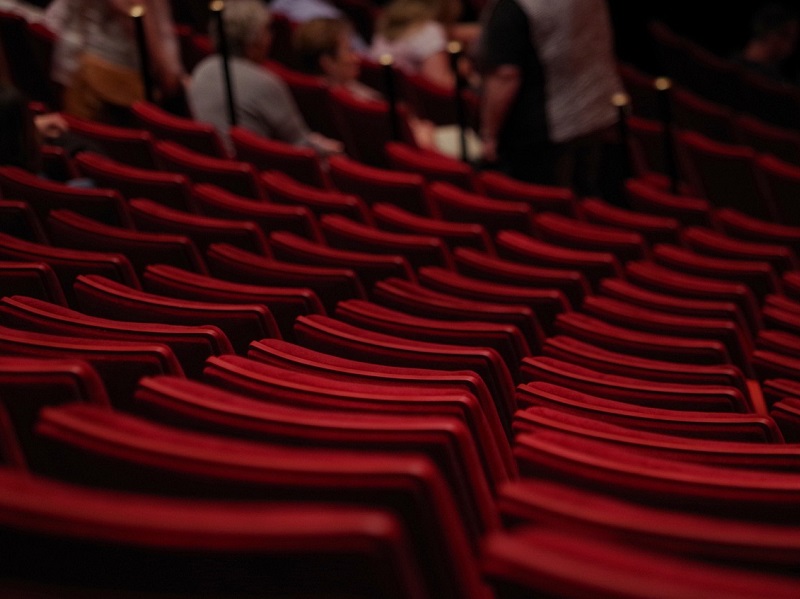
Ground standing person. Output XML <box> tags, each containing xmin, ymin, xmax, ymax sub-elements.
<box><xmin>477</xmin><ymin>0</ymin><xmax>624</xmax><ymax>198</ymax></box>
<box><xmin>187</xmin><ymin>0</ymin><xmax>342</xmax><ymax>156</ymax></box>
<box><xmin>52</xmin><ymin>0</ymin><xmax>185</xmax><ymax>126</ymax></box>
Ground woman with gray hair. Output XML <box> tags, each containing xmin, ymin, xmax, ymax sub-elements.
<box><xmin>187</xmin><ymin>0</ymin><xmax>342</xmax><ymax>155</ymax></box>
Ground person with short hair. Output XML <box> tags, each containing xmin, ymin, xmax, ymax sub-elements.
<box><xmin>187</xmin><ymin>0</ymin><xmax>342</xmax><ymax>155</ymax></box>
<box><xmin>292</xmin><ymin>17</ymin><xmax>380</xmax><ymax>101</ymax></box>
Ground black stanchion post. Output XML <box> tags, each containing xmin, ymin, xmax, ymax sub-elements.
<box><xmin>612</xmin><ymin>91</ymin><xmax>632</xmax><ymax>180</ymax></box>
<box><xmin>210</xmin><ymin>0</ymin><xmax>237</xmax><ymax>127</ymax></box>
<box><xmin>130</xmin><ymin>4</ymin><xmax>154</xmax><ymax>103</ymax></box>
<box><xmin>655</xmin><ymin>76</ymin><xmax>679</xmax><ymax>195</ymax></box>
<box><xmin>379</xmin><ymin>53</ymin><xmax>399</xmax><ymax>141</ymax></box>
<box><xmin>448</xmin><ymin>41</ymin><xmax>469</xmax><ymax>163</ymax></box>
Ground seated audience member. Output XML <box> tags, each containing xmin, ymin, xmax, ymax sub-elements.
<box><xmin>295</xmin><ymin>16</ymin><xmax>484</xmax><ymax>155</ymax></box>
<box><xmin>188</xmin><ymin>0</ymin><xmax>342</xmax><ymax>156</ymax></box>
<box><xmin>0</xmin><ymin>82</ymin><xmax>96</xmax><ymax>185</ymax></box>
<box><xmin>268</xmin><ymin>0</ymin><xmax>368</xmax><ymax>51</ymax></box>
<box><xmin>292</xmin><ymin>17</ymin><xmax>382</xmax><ymax>101</ymax></box>
<box><xmin>369</xmin><ymin>0</ymin><xmax>474</xmax><ymax>90</ymax></box>
<box><xmin>731</xmin><ymin>1</ymin><xmax>799</xmax><ymax>84</ymax></box>
<box><xmin>51</xmin><ymin>0</ymin><xmax>185</xmax><ymax>127</ymax></box>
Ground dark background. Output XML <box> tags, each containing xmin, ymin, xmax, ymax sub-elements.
<box><xmin>607</xmin><ymin>0</ymin><xmax>772</xmax><ymax>74</ymax></box>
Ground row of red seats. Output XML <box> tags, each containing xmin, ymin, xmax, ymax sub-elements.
<box><xmin>3</xmin><ymin>102</ymin><xmax>800</xmax><ymax>599</ymax></box>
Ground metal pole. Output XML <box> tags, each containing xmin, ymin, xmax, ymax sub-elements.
<box><xmin>612</xmin><ymin>92</ymin><xmax>632</xmax><ymax>181</ymax></box>
<box><xmin>380</xmin><ymin>53</ymin><xmax>399</xmax><ymax>141</ymax></box>
<box><xmin>655</xmin><ymin>76</ymin><xmax>679</xmax><ymax>195</ymax></box>
<box><xmin>130</xmin><ymin>5</ymin><xmax>154</xmax><ymax>103</ymax></box>
<box><xmin>448</xmin><ymin>41</ymin><xmax>468</xmax><ymax>163</ymax></box>
<box><xmin>210</xmin><ymin>0</ymin><xmax>237</xmax><ymax>127</ymax></box>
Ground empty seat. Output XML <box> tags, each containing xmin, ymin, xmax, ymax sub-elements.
<box><xmin>373</xmin><ymin>277</ymin><xmax>544</xmax><ymax>352</ymax></box>
<box><xmin>578</xmin><ymin>196</ymin><xmax>681</xmax><ymax>246</ymax></box>
<box><xmin>713</xmin><ymin>208</ymin><xmax>800</xmax><ymax>256</ymax></box>
<box><xmin>516</xmin><ymin>381</ymin><xmax>782</xmax><ymax>443</ymax></box>
<box><xmin>0</xmin><ymin>261</ymin><xmax>67</xmax><ymax>306</ymax></box>
<box><xmin>46</xmin><ymin>209</ymin><xmax>208</xmax><ymax>278</ymax></box>
<box><xmin>62</xmin><ymin>113</ymin><xmax>158</xmax><ymax>168</ymax></box>
<box><xmin>269</xmin><ymin>231</ymin><xmax>415</xmax><ymax>292</ymax></box>
<box><xmin>579</xmin><ymin>295</ymin><xmax>754</xmax><ymax>376</ymax></box>
<box><xmin>652</xmin><ymin>243</ymin><xmax>780</xmax><ymax>302</ymax></box>
<box><xmin>0</xmin><ymin>469</ymin><xmax>431</xmax><ymax>598</ymax></box>
<box><xmin>513</xmin><ymin>429</ymin><xmax>800</xmax><ymax>521</ymax></box>
<box><xmin>542</xmin><ymin>335</ymin><xmax>751</xmax><ymax>400</ymax></box>
<box><xmin>73</xmin><ymin>151</ymin><xmax>197</xmax><ymax>212</ymax></box>
<box><xmin>625</xmin><ymin>260</ymin><xmax>763</xmax><ymax>333</ymax></box>
<box><xmin>320</xmin><ymin>214</ymin><xmax>455</xmax><ymax>270</ymax></box>
<box><xmin>327</xmin><ymin>154</ymin><xmax>431</xmax><ymax>215</ymax></box>
<box><xmin>598</xmin><ymin>277</ymin><xmax>752</xmax><ymax>338</ymax></box>
<box><xmin>732</xmin><ymin>113</ymin><xmax>800</xmax><ymax>167</ymax></box>
<box><xmin>554</xmin><ymin>312</ymin><xmax>733</xmax><ymax>368</ymax></box>
<box><xmin>192</xmin><ymin>182</ymin><xmax>324</xmax><ymax>242</ymax></box>
<box><xmin>417</xmin><ymin>266</ymin><xmax>570</xmax><ymax>334</ymax></box>
<box><xmin>129</xmin><ymin>198</ymin><xmax>270</xmax><ymax>255</ymax></box>
<box><xmin>0</xmin><ymin>165</ymin><xmax>133</xmax><ymax>227</ymax></box>
<box><xmin>520</xmin><ymin>356</ymin><xmax>748</xmax><ymax>413</ymax></box>
<box><xmin>72</xmin><ymin>274</ymin><xmax>280</xmax><ymax>355</ymax></box>
<box><xmin>372</xmin><ymin>202</ymin><xmax>494</xmax><ymax>255</ymax></box>
<box><xmin>0</xmin><ymin>295</ymin><xmax>233</xmax><ymax>380</ymax></box>
<box><xmin>514</xmin><ymin>406</ymin><xmax>800</xmax><ymax>471</ymax></box>
<box><xmin>385</xmin><ymin>141</ymin><xmax>475</xmax><ymax>190</ymax></box>
<box><xmin>681</xmin><ymin>225</ymin><xmax>798</xmax><ymax>274</ymax></box>
<box><xmin>481</xmin><ymin>523</ymin><xmax>800</xmax><ymax>599</ymax></box>
<box><xmin>0</xmin><ymin>324</ymin><xmax>182</xmax><ymax>408</ymax></box>
<box><xmin>0</xmin><ymin>232</ymin><xmax>140</xmax><ymax>306</ymax></box>
<box><xmin>0</xmin><ymin>198</ymin><xmax>48</xmax><ymax>243</ymax></box>
<box><xmin>141</xmin><ymin>263</ymin><xmax>324</xmax><ymax>343</ymax></box>
<box><xmin>755</xmin><ymin>153</ymin><xmax>800</xmax><ymax>227</ymax></box>
<box><xmin>675</xmin><ymin>130</ymin><xmax>774</xmax><ymax>220</ymax></box>
<box><xmin>132</xmin><ymin>375</ymin><xmax>499</xmax><ymax>546</ymax></box>
<box><xmin>34</xmin><ymin>404</ymin><xmax>486</xmax><ymax>599</ymax></box>
<box><xmin>131</xmin><ymin>99</ymin><xmax>228</xmax><ymax>157</ymax></box>
<box><xmin>427</xmin><ymin>182</ymin><xmax>534</xmax><ymax>235</ymax></box>
<box><xmin>246</xmin><ymin>337</ymin><xmax>514</xmax><ymax>478</ymax></box>
<box><xmin>453</xmin><ymin>247</ymin><xmax>589</xmax><ymax>310</ymax></box>
<box><xmin>206</xmin><ymin>242</ymin><xmax>366</xmax><ymax>314</ymax></box>
<box><xmin>495</xmin><ymin>230</ymin><xmax>623</xmax><ymax>291</ymax></box>
<box><xmin>328</xmin><ymin>85</ymin><xmax>416</xmax><ymax>167</ymax></box>
<box><xmin>293</xmin><ymin>312</ymin><xmax>516</xmax><ymax>427</ymax></box>
<box><xmin>334</xmin><ymin>298</ymin><xmax>532</xmax><ymax>371</ymax></box>
<box><xmin>624</xmin><ymin>177</ymin><xmax>712</xmax><ymax>226</ymax></box>
<box><xmin>497</xmin><ymin>477</ymin><xmax>800</xmax><ymax>573</ymax></box>
<box><xmin>533</xmin><ymin>212</ymin><xmax>649</xmax><ymax>263</ymax></box>
<box><xmin>154</xmin><ymin>140</ymin><xmax>264</xmax><ymax>199</ymax></box>
<box><xmin>0</xmin><ymin>355</ymin><xmax>109</xmax><ymax>470</ymax></box>
<box><xmin>475</xmin><ymin>170</ymin><xmax>577</xmax><ymax>215</ymax></box>
<box><xmin>771</xmin><ymin>397</ymin><xmax>800</xmax><ymax>442</ymax></box>
<box><xmin>261</xmin><ymin>170</ymin><xmax>373</xmax><ymax>225</ymax></box>
<box><xmin>230</xmin><ymin>125</ymin><xmax>331</xmax><ymax>189</ymax></box>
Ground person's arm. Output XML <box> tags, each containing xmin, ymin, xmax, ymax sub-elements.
<box><xmin>480</xmin><ymin>64</ymin><xmax>520</xmax><ymax>163</ymax></box>
<box><xmin>476</xmin><ymin>0</ymin><xmax>529</xmax><ymax>163</ymax></box>
<box><xmin>420</xmin><ymin>50</ymin><xmax>456</xmax><ymax>90</ymax></box>
<box><xmin>141</xmin><ymin>0</ymin><xmax>184</xmax><ymax>97</ymax></box>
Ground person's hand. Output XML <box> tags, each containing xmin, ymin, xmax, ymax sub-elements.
<box><xmin>481</xmin><ymin>136</ymin><xmax>498</xmax><ymax>164</ymax></box>
<box><xmin>307</xmin><ymin>132</ymin><xmax>344</xmax><ymax>157</ymax></box>
<box><xmin>33</xmin><ymin>113</ymin><xmax>69</xmax><ymax>140</ymax></box>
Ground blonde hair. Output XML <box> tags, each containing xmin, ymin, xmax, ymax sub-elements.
<box><xmin>376</xmin><ymin>0</ymin><xmax>461</xmax><ymax>42</ymax></box>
